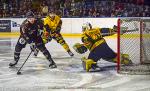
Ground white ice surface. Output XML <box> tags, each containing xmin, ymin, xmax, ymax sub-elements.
<box><xmin>0</xmin><ymin>37</ymin><xmax>150</xmax><ymax>91</ymax></box>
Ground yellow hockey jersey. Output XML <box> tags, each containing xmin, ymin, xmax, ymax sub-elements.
<box><xmin>81</xmin><ymin>27</ymin><xmax>115</xmax><ymax>51</ymax></box>
<box><xmin>44</xmin><ymin>15</ymin><xmax>61</xmax><ymax>33</ymax></box>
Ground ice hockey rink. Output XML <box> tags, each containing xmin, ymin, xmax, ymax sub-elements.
<box><xmin>0</xmin><ymin>35</ymin><xmax>150</xmax><ymax>91</ymax></box>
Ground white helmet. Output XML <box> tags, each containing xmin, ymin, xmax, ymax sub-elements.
<box><xmin>82</xmin><ymin>22</ymin><xmax>92</xmax><ymax>32</ymax></box>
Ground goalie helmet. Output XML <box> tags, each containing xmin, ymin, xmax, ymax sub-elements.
<box><xmin>82</xmin><ymin>22</ymin><xmax>92</xmax><ymax>32</ymax></box>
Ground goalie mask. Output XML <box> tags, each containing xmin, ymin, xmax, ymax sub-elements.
<box><xmin>82</xmin><ymin>22</ymin><xmax>92</xmax><ymax>32</ymax></box>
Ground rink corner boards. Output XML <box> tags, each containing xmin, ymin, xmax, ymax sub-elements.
<box><xmin>0</xmin><ymin>32</ymin><xmax>117</xmax><ymax>38</ymax></box>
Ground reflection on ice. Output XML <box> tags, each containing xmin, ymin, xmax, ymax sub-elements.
<box><xmin>0</xmin><ymin>37</ymin><xmax>150</xmax><ymax>91</ymax></box>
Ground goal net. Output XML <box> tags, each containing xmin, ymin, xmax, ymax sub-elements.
<box><xmin>117</xmin><ymin>18</ymin><xmax>150</xmax><ymax>75</ymax></box>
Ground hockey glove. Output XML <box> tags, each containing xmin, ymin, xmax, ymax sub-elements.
<box><xmin>73</xmin><ymin>43</ymin><xmax>87</xmax><ymax>54</ymax></box>
<box><xmin>43</xmin><ymin>31</ymin><xmax>52</xmax><ymax>42</ymax></box>
<box><xmin>30</xmin><ymin>43</ymin><xmax>36</xmax><ymax>51</ymax></box>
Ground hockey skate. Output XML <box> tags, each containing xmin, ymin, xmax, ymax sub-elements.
<box><xmin>49</xmin><ymin>62</ymin><xmax>57</xmax><ymax>68</ymax></box>
<box><xmin>9</xmin><ymin>57</ymin><xmax>19</xmax><ymax>67</ymax></box>
<box><xmin>33</xmin><ymin>48</ymin><xmax>39</xmax><ymax>57</ymax></box>
<box><xmin>67</xmin><ymin>50</ymin><xmax>74</xmax><ymax>57</ymax></box>
<box><xmin>9</xmin><ymin>58</ymin><xmax>19</xmax><ymax>67</ymax></box>
<box><xmin>49</xmin><ymin>59</ymin><xmax>57</xmax><ymax>69</ymax></box>
<box><xmin>90</xmin><ymin>64</ymin><xmax>101</xmax><ymax>71</ymax></box>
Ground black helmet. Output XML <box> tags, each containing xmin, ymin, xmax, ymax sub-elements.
<box><xmin>113</xmin><ymin>25</ymin><xmax>117</xmax><ymax>29</ymax></box>
<box><xmin>26</xmin><ymin>11</ymin><xmax>35</xmax><ymax>18</ymax></box>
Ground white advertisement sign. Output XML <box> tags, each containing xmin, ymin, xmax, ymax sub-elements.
<box><xmin>0</xmin><ymin>18</ymin><xmax>118</xmax><ymax>33</ymax></box>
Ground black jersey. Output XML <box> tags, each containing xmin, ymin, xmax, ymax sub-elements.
<box><xmin>36</xmin><ymin>18</ymin><xmax>44</xmax><ymax>30</ymax></box>
<box><xmin>20</xmin><ymin>19</ymin><xmax>43</xmax><ymax>43</ymax></box>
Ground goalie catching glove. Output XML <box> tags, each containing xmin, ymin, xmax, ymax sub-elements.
<box><xmin>73</xmin><ymin>43</ymin><xmax>87</xmax><ymax>54</ymax></box>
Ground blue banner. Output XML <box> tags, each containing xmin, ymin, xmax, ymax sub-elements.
<box><xmin>0</xmin><ymin>20</ymin><xmax>11</xmax><ymax>32</ymax></box>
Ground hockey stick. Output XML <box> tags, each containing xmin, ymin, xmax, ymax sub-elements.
<box><xmin>17</xmin><ymin>51</ymin><xmax>32</xmax><ymax>75</ymax></box>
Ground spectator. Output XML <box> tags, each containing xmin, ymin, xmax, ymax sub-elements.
<box><xmin>41</xmin><ymin>3</ymin><xmax>48</xmax><ymax>16</ymax></box>
<box><xmin>0</xmin><ymin>0</ymin><xmax>149</xmax><ymax>18</ymax></box>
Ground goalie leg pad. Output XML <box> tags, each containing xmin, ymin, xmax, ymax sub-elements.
<box><xmin>81</xmin><ymin>57</ymin><xmax>97</xmax><ymax>72</ymax></box>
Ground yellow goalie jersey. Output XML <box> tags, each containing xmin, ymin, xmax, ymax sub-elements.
<box><xmin>81</xmin><ymin>28</ymin><xmax>115</xmax><ymax>51</ymax></box>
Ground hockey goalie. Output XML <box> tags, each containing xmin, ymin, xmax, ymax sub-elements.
<box><xmin>73</xmin><ymin>22</ymin><xmax>132</xmax><ymax>72</ymax></box>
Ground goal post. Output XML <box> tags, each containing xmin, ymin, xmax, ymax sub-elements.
<box><xmin>117</xmin><ymin>17</ymin><xmax>150</xmax><ymax>75</ymax></box>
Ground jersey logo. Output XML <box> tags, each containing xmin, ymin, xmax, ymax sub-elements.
<box><xmin>19</xmin><ymin>38</ymin><xmax>26</xmax><ymax>44</ymax></box>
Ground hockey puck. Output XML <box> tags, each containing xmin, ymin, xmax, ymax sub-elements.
<box><xmin>17</xmin><ymin>72</ymin><xmax>22</xmax><ymax>75</ymax></box>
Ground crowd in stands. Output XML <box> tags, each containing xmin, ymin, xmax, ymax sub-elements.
<box><xmin>0</xmin><ymin>0</ymin><xmax>149</xmax><ymax>18</ymax></box>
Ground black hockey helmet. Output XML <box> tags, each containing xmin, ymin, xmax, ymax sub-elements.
<box><xmin>113</xmin><ymin>25</ymin><xmax>118</xmax><ymax>32</ymax></box>
<box><xmin>26</xmin><ymin>11</ymin><xmax>35</xmax><ymax>18</ymax></box>
<box><xmin>113</xmin><ymin>25</ymin><xmax>117</xmax><ymax>28</ymax></box>
<box><xmin>26</xmin><ymin>11</ymin><xmax>36</xmax><ymax>24</ymax></box>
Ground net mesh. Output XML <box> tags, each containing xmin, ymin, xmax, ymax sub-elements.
<box><xmin>118</xmin><ymin>18</ymin><xmax>150</xmax><ymax>75</ymax></box>
<box><xmin>142</xmin><ymin>19</ymin><xmax>150</xmax><ymax>63</ymax></box>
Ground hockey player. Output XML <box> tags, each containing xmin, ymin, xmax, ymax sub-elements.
<box><xmin>34</xmin><ymin>11</ymin><xmax>74</xmax><ymax>57</ymax></box>
<box><xmin>9</xmin><ymin>12</ymin><xmax>57</xmax><ymax>68</ymax></box>
<box><xmin>73</xmin><ymin>22</ymin><xmax>132</xmax><ymax>72</ymax></box>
